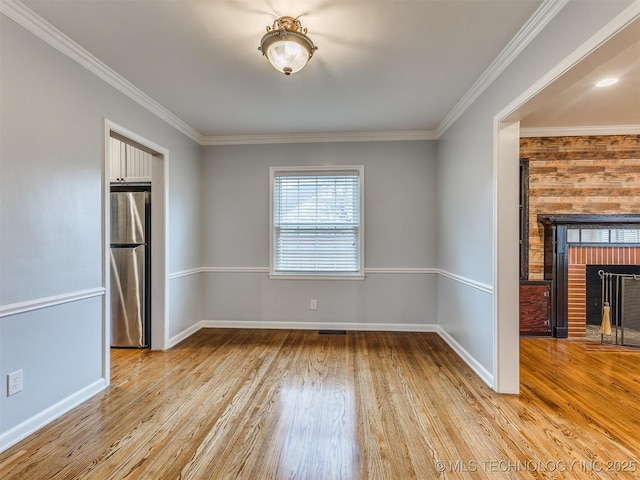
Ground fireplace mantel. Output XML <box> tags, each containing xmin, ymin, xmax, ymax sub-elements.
<box><xmin>538</xmin><ymin>214</ymin><xmax>640</xmax><ymax>226</ymax></box>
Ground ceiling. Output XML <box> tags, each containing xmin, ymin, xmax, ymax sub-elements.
<box><xmin>521</xmin><ymin>36</ymin><xmax>640</xmax><ymax>130</ymax></box>
<box><xmin>13</xmin><ymin>1</ymin><xmax>640</xmax><ymax>142</ymax></box>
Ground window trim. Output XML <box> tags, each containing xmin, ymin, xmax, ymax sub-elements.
<box><xmin>269</xmin><ymin>165</ymin><xmax>365</xmax><ymax>280</ymax></box>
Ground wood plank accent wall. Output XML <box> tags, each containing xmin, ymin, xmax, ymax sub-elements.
<box><xmin>567</xmin><ymin>246</ymin><xmax>640</xmax><ymax>338</ymax></box>
<box><xmin>520</xmin><ymin>135</ymin><xmax>640</xmax><ymax>281</ymax></box>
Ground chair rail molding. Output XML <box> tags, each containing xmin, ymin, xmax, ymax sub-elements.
<box><xmin>0</xmin><ymin>287</ymin><xmax>105</xmax><ymax>318</ymax></box>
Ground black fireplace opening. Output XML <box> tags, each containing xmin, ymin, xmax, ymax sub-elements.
<box><xmin>585</xmin><ymin>264</ymin><xmax>640</xmax><ymax>326</ymax></box>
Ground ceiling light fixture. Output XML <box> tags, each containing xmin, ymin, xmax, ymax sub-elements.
<box><xmin>596</xmin><ymin>77</ymin><xmax>619</xmax><ymax>87</ymax></box>
<box><xmin>258</xmin><ymin>16</ymin><xmax>317</xmax><ymax>76</ymax></box>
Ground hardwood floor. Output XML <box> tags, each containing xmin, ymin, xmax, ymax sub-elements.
<box><xmin>1</xmin><ymin>329</ymin><xmax>639</xmax><ymax>479</ymax></box>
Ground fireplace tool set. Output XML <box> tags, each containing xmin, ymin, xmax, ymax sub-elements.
<box><xmin>599</xmin><ymin>270</ymin><xmax>640</xmax><ymax>348</ymax></box>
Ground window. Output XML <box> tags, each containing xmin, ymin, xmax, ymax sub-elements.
<box><xmin>269</xmin><ymin>166</ymin><xmax>364</xmax><ymax>279</ymax></box>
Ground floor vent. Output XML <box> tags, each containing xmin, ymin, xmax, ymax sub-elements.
<box><xmin>319</xmin><ymin>330</ymin><xmax>347</xmax><ymax>335</ymax></box>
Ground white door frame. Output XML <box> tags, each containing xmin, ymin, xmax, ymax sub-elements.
<box><xmin>493</xmin><ymin>121</ymin><xmax>521</xmax><ymax>394</ymax></box>
<box><xmin>102</xmin><ymin>119</ymin><xmax>169</xmax><ymax>384</ymax></box>
<box><xmin>492</xmin><ymin>6</ymin><xmax>640</xmax><ymax>393</ymax></box>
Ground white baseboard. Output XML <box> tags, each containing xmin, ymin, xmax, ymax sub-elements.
<box><xmin>167</xmin><ymin>322</ymin><xmax>203</xmax><ymax>348</ymax></box>
<box><xmin>0</xmin><ymin>379</ymin><xmax>105</xmax><ymax>453</ymax></box>
<box><xmin>436</xmin><ymin>326</ymin><xmax>494</xmax><ymax>388</ymax></box>
<box><xmin>199</xmin><ymin>320</ymin><xmax>439</xmax><ymax>333</ymax></box>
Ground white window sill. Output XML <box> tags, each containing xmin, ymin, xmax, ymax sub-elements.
<box><xmin>269</xmin><ymin>273</ymin><xmax>366</xmax><ymax>281</ymax></box>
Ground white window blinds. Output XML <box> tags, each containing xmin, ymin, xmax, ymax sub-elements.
<box><xmin>271</xmin><ymin>167</ymin><xmax>363</xmax><ymax>276</ymax></box>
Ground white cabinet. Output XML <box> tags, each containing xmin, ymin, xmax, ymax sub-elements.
<box><xmin>110</xmin><ymin>137</ymin><xmax>152</xmax><ymax>183</ymax></box>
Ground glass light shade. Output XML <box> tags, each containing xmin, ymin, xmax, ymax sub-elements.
<box><xmin>259</xmin><ymin>17</ymin><xmax>317</xmax><ymax>75</ymax></box>
<box><xmin>266</xmin><ymin>39</ymin><xmax>310</xmax><ymax>75</ymax></box>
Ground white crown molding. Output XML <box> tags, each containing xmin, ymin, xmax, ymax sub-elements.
<box><xmin>0</xmin><ymin>0</ymin><xmax>204</xmax><ymax>144</ymax></box>
<box><xmin>2</xmin><ymin>0</ymin><xmax>570</xmax><ymax>146</ymax></box>
<box><xmin>0</xmin><ymin>0</ymin><xmax>436</xmax><ymax>147</ymax></box>
<box><xmin>520</xmin><ymin>125</ymin><xmax>640</xmax><ymax>137</ymax></box>
<box><xmin>434</xmin><ymin>0</ymin><xmax>569</xmax><ymax>138</ymax></box>
<box><xmin>497</xmin><ymin>1</ymin><xmax>640</xmax><ymax>135</ymax></box>
<box><xmin>200</xmin><ymin>130</ymin><xmax>438</xmax><ymax>146</ymax></box>
<box><xmin>0</xmin><ymin>287</ymin><xmax>105</xmax><ymax>318</ymax></box>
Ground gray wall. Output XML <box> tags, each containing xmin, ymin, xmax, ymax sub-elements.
<box><xmin>201</xmin><ymin>142</ymin><xmax>438</xmax><ymax>328</ymax></box>
<box><xmin>0</xmin><ymin>14</ymin><xmax>202</xmax><ymax>445</ymax></box>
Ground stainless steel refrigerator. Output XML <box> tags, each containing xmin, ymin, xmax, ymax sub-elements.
<box><xmin>110</xmin><ymin>190</ymin><xmax>150</xmax><ymax>348</ymax></box>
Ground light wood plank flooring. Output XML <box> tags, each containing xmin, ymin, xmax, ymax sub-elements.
<box><xmin>1</xmin><ymin>329</ymin><xmax>639</xmax><ymax>479</ymax></box>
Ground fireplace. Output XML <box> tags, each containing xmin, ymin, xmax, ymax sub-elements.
<box><xmin>538</xmin><ymin>214</ymin><xmax>640</xmax><ymax>338</ymax></box>
<box><xmin>567</xmin><ymin>247</ymin><xmax>640</xmax><ymax>337</ymax></box>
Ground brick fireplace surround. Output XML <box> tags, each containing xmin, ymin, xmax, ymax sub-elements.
<box><xmin>567</xmin><ymin>246</ymin><xmax>640</xmax><ymax>338</ymax></box>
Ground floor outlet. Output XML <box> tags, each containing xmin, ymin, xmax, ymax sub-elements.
<box><xmin>310</xmin><ymin>299</ymin><xmax>317</xmax><ymax>310</ymax></box>
<box><xmin>8</xmin><ymin>369</ymin><xmax>23</xmax><ymax>396</ymax></box>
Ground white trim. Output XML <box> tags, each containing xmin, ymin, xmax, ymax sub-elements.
<box><xmin>434</xmin><ymin>0</ymin><xmax>568</xmax><ymax>138</ymax></box>
<box><xmin>102</xmin><ymin>120</ymin><xmax>110</xmax><ymax>385</ymax></box>
<box><xmin>167</xmin><ymin>322</ymin><xmax>203</xmax><ymax>348</ymax></box>
<box><xmin>199</xmin><ymin>320</ymin><xmax>438</xmax><ymax>333</ymax></box>
<box><xmin>104</xmin><ymin>119</ymin><xmax>171</xmax><ymax>356</ymax></box>
<box><xmin>437</xmin><ymin>269</ymin><xmax>494</xmax><ymax>294</ymax></box>
<box><xmin>172</xmin><ymin>268</ymin><xmax>481</xmax><ymax>291</ymax></box>
<box><xmin>104</xmin><ymin>121</ymin><xmax>168</xmax><ymax>157</ymax></box>
<box><xmin>493</xmin><ymin>121</ymin><xmax>521</xmax><ymax>394</ymax></box>
<box><xmin>201</xmin><ymin>130</ymin><xmax>437</xmax><ymax>146</ymax></box>
<box><xmin>0</xmin><ymin>288</ymin><xmax>105</xmax><ymax>318</ymax></box>
<box><xmin>0</xmin><ymin>0</ymin><xmax>432</xmax><ymax>147</ymax></box>
<box><xmin>169</xmin><ymin>267</ymin><xmax>205</xmax><ymax>279</ymax></box>
<box><xmin>0</xmin><ymin>0</ymin><xmax>566</xmax><ymax>145</ymax></box>
<box><xmin>520</xmin><ymin>125</ymin><xmax>640</xmax><ymax>137</ymax></box>
<box><xmin>178</xmin><ymin>267</ymin><xmax>439</xmax><ymax>276</ymax></box>
<box><xmin>202</xmin><ymin>267</ymin><xmax>270</xmax><ymax>274</ymax></box>
<box><xmin>436</xmin><ymin>326</ymin><xmax>494</xmax><ymax>388</ymax></box>
<box><xmin>0</xmin><ymin>379</ymin><xmax>105</xmax><ymax>452</ymax></box>
<box><xmin>365</xmin><ymin>267</ymin><xmax>437</xmax><ymax>275</ymax></box>
<box><xmin>268</xmin><ymin>274</ymin><xmax>366</xmax><ymax>281</ymax></box>
<box><xmin>269</xmin><ymin>165</ymin><xmax>365</xmax><ymax>279</ymax></box>
<box><xmin>497</xmin><ymin>3</ymin><xmax>640</xmax><ymax>129</ymax></box>
<box><xmin>0</xmin><ymin>0</ymin><xmax>202</xmax><ymax>144</ymax></box>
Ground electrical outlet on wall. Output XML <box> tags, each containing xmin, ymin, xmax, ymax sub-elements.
<box><xmin>7</xmin><ymin>370</ymin><xmax>23</xmax><ymax>396</ymax></box>
<box><xmin>310</xmin><ymin>299</ymin><xmax>318</xmax><ymax>310</ymax></box>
